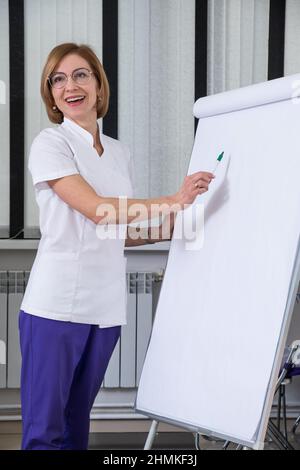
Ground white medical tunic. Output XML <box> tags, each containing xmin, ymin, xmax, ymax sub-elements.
<box><xmin>21</xmin><ymin>117</ymin><xmax>133</xmax><ymax>327</ymax></box>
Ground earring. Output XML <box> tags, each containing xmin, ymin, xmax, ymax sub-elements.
<box><xmin>52</xmin><ymin>105</ymin><xmax>57</xmax><ymax>111</ymax></box>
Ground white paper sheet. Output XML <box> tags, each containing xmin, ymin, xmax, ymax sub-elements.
<box><xmin>136</xmin><ymin>75</ymin><xmax>300</xmax><ymax>445</ymax></box>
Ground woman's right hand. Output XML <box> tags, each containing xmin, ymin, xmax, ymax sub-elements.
<box><xmin>172</xmin><ymin>171</ymin><xmax>215</xmax><ymax>208</ymax></box>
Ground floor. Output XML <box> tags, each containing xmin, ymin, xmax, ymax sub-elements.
<box><xmin>1</xmin><ymin>420</ymin><xmax>300</xmax><ymax>450</ymax></box>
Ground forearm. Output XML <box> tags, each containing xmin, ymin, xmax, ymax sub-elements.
<box><xmin>125</xmin><ymin>213</ymin><xmax>176</xmax><ymax>247</ymax></box>
<box><xmin>48</xmin><ymin>171</ymin><xmax>213</xmax><ymax>226</ymax></box>
<box><xmin>125</xmin><ymin>227</ymin><xmax>170</xmax><ymax>247</ymax></box>
<box><xmin>93</xmin><ymin>195</ymin><xmax>180</xmax><ymax>225</ymax></box>
<box><xmin>125</xmin><ymin>227</ymin><xmax>155</xmax><ymax>247</ymax></box>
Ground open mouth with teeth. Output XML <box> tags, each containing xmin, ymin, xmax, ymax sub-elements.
<box><xmin>65</xmin><ymin>96</ymin><xmax>86</xmax><ymax>106</ymax></box>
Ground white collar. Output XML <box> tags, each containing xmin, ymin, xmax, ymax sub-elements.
<box><xmin>62</xmin><ymin>117</ymin><xmax>101</xmax><ymax>146</ymax></box>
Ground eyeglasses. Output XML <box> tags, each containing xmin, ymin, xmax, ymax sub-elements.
<box><xmin>48</xmin><ymin>68</ymin><xmax>94</xmax><ymax>89</ymax></box>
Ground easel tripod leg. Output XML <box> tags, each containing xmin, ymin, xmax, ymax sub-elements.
<box><xmin>144</xmin><ymin>420</ymin><xmax>159</xmax><ymax>450</ymax></box>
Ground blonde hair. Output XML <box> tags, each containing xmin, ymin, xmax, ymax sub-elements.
<box><xmin>41</xmin><ymin>43</ymin><xmax>110</xmax><ymax>124</ymax></box>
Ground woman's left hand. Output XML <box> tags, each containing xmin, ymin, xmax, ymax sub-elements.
<box><xmin>148</xmin><ymin>212</ymin><xmax>176</xmax><ymax>243</ymax></box>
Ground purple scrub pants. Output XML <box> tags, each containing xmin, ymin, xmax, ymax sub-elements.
<box><xmin>18</xmin><ymin>310</ymin><xmax>121</xmax><ymax>450</ymax></box>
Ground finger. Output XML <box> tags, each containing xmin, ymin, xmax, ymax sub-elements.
<box><xmin>198</xmin><ymin>187</ymin><xmax>208</xmax><ymax>195</ymax></box>
<box><xmin>193</xmin><ymin>179</ymin><xmax>209</xmax><ymax>187</ymax></box>
<box><xmin>193</xmin><ymin>171</ymin><xmax>215</xmax><ymax>179</ymax></box>
<box><xmin>192</xmin><ymin>175</ymin><xmax>214</xmax><ymax>185</ymax></box>
<box><xmin>199</xmin><ymin>177</ymin><xmax>214</xmax><ymax>184</ymax></box>
<box><xmin>193</xmin><ymin>182</ymin><xmax>208</xmax><ymax>192</ymax></box>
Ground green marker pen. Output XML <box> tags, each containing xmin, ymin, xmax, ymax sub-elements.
<box><xmin>212</xmin><ymin>151</ymin><xmax>224</xmax><ymax>174</ymax></box>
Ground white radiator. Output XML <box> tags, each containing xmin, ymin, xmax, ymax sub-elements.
<box><xmin>0</xmin><ymin>271</ymin><xmax>159</xmax><ymax>389</ymax></box>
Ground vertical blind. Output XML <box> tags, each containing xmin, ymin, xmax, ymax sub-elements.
<box><xmin>0</xmin><ymin>0</ymin><xmax>300</xmax><ymax>237</ymax></box>
<box><xmin>285</xmin><ymin>0</ymin><xmax>300</xmax><ymax>75</ymax></box>
<box><xmin>207</xmin><ymin>0</ymin><xmax>270</xmax><ymax>94</ymax></box>
<box><xmin>0</xmin><ymin>0</ymin><xmax>9</xmax><ymax>237</ymax></box>
<box><xmin>119</xmin><ymin>0</ymin><xmax>195</xmax><ymax>199</ymax></box>
<box><xmin>24</xmin><ymin>0</ymin><xmax>103</xmax><ymax>234</ymax></box>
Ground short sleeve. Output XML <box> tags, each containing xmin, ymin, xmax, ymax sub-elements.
<box><xmin>28</xmin><ymin>129</ymin><xmax>79</xmax><ymax>186</ymax></box>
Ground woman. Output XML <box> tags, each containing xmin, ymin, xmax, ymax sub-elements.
<box><xmin>19</xmin><ymin>43</ymin><xmax>214</xmax><ymax>450</ymax></box>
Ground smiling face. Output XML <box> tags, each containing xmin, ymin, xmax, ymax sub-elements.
<box><xmin>50</xmin><ymin>53</ymin><xmax>99</xmax><ymax>123</ymax></box>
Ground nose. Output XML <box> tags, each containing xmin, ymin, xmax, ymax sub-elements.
<box><xmin>65</xmin><ymin>75</ymin><xmax>79</xmax><ymax>91</ymax></box>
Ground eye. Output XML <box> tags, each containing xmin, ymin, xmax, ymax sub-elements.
<box><xmin>52</xmin><ymin>75</ymin><xmax>64</xmax><ymax>83</ymax></box>
<box><xmin>74</xmin><ymin>70</ymin><xmax>89</xmax><ymax>78</ymax></box>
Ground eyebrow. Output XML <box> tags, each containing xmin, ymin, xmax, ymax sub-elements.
<box><xmin>52</xmin><ymin>67</ymin><xmax>89</xmax><ymax>74</ymax></box>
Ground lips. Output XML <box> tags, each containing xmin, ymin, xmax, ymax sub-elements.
<box><xmin>65</xmin><ymin>95</ymin><xmax>85</xmax><ymax>102</ymax></box>
<box><xmin>65</xmin><ymin>96</ymin><xmax>86</xmax><ymax>107</ymax></box>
